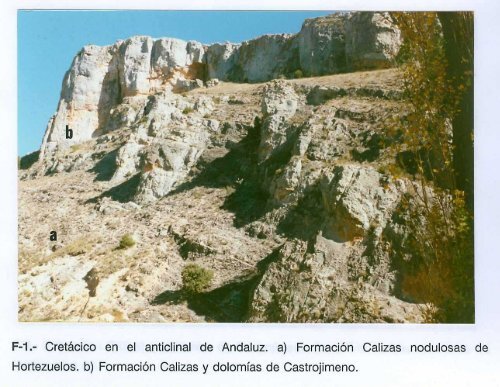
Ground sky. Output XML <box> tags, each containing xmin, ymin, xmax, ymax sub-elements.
<box><xmin>17</xmin><ymin>10</ymin><xmax>332</xmax><ymax>156</ymax></box>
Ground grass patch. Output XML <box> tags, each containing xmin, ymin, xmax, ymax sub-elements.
<box><xmin>70</xmin><ymin>144</ymin><xmax>83</xmax><ymax>153</ymax></box>
<box><xmin>181</xmin><ymin>264</ymin><xmax>214</xmax><ymax>295</ymax></box>
<box><xmin>119</xmin><ymin>234</ymin><xmax>136</xmax><ymax>249</ymax></box>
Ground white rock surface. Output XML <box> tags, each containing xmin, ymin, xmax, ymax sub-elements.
<box><xmin>40</xmin><ymin>44</ymin><xmax>117</xmax><ymax>157</ymax></box>
<box><xmin>345</xmin><ymin>12</ymin><xmax>402</xmax><ymax>70</ymax></box>
<box><xmin>258</xmin><ymin>80</ymin><xmax>299</xmax><ymax>161</ymax></box>
<box><xmin>320</xmin><ymin>164</ymin><xmax>400</xmax><ymax>240</ymax></box>
<box><xmin>298</xmin><ymin>13</ymin><xmax>347</xmax><ymax>75</ymax></box>
<box><xmin>40</xmin><ymin>12</ymin><xmax>401</xmax><ymax>159</ymax></box>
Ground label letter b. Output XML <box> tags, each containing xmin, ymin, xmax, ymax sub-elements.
<box><xmin>65</xmin><ymin>125</ymin><xmax>73</xmax><ymax>139</ymax></box>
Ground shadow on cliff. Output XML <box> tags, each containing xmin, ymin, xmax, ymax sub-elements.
<box><xmin>86</xmin><ymin>173</ymin><xmax>141</xmax><ymax>204</ymax></box>
<box><xmin>93</xmin><ymin>58</ymin><xmax>122</xmax><ymax>138</ymax></box>
<box><xmin>86</xmin><ymin>146</ymin><xmax>142</xmax><ymax>203</ymax></box>
<box><xmin>275</xmin><ymin>182</ymin><xmax>325</xmax><ymax>241</ymax></box>
<box><xmin>89</xmin><ymin>147</ymin><xmax>120</xmax><ymax>181</ymax></box>
<box><xmin>151</xmin><ymin>248</ymin><xmax>280</xmax><ymax>322</ymax></box>
<box><xmin>169</xmin><ymin>120</ymin><xmax>270</xmax><ymax>227</ymax></box>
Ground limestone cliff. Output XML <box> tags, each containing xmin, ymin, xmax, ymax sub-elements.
<box><xmin>40</xmin><ymin>12</ymin><xmax>400</xmax><ymax>158</ymax></box>
<box><xmin>18</xmin><ymin>12</ymin><xmax>430</xmax><ymax>323</ymax></box>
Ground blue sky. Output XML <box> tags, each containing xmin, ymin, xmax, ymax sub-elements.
<box><xmin>18</xmin><ymin>10</ymin><xmax>332</xmax><ymax>156</ymax></box>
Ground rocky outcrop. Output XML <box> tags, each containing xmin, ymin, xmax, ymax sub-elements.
<box><xmin>40</xmin><ymin>12</ymin><xmax>401</xmax><ymax>159</ymax></box>
<box><xmin>207</xmin><ymin>34</ymin><xmax>299</xmax><ymax>83</ymax></box>
<box><xmin>40</xmin><ymin>37</ymin><xmax>206</xmax><ymax>158</ymax></box>
<box><xmin>19</xmin><ymin>64</ymin><xmax>430</xmax><ymax>323</ymax></box>
<box><xmin>249</xmin><ymin>237</ymin><xmax>423</xmax><ymax>323</ymax></box>
<box><xmin>298</xmin><ymin>13</ymin><xmax>347</xmax><ymax>75</ymax></box>
<box><xmin>249</xmin><ymin>166</ymin><xmax>422</xmax><ymax>323</ymax></box>
<box><xmin>345</xmin><ymin>12</ymin><xmax>402</xmax><ymax>70</ymax></box>
<box><xmin>19</xmin><ymin>10</ymin><xmax>440</xmax><ymax>324</ymax></box>
<box><xmin>109</xmin><ymin>92</ymin><xmax>217</xmax><ymax>203</ymax></box>
<box><xmin>258</xmin><ymin>80</ymin><xmax>299</xmax><ymax>161</ymax></box>
<box><xmin>320</xmin><ymin>165</ymin><xmax>401</xmax><ymax>240</ymax></box>
<box><xmin>40</xmin><ymin>44</ymin><xmax>117</xmax><ymax>157</ymax></box>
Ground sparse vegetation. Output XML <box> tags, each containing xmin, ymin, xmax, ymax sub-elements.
<box><xmin>387</xmin><ymin>12</ymin><xmax>474</xmax><ymax>323</ymax></box>
<box><xmin>181</xmin><ymin>264</ymin><xmax>214</xmax><ymax>295</ymax></box>
<box><xmin>70</xmin><ymin>144</ymin><xmax>83</xmax><ymax>153</ymax></box>
<box><xmin>18</xmin><ymin>12</ymin><xmax>475</xmax><ymax>324</ymax></box>
<box><xmin>293</xmin><ymin>69</ymin><xmax>304</xmax><ymax>79</ymax></box>
<box><xmin>119</xmin><ymin>234</ymin><xmax>136</xmax><ymax>249</ymax></box>
<box><xmin>228</xmin><ymin>95</ymin><xmax>244</xmax><ymax>105</ymax></box>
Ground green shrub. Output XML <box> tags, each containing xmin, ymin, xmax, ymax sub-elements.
<box><xmin>119</xmin><ymin>234</ymin><xmax>136</xmax><ymax>249</ymax></box>
<box><xmin>182</xmin><ymin>107</ymin><xmax>194</xmax><ymax>115</ymax></box>
<box><xmin>293</xmin><ymin>69</ymin><xmax>304</xmax><ymax>79</ymax></box>
<box><xmin>181</xmin><ymin>264</ymin><xmax>214</xmax><ymax>294</ymax></box>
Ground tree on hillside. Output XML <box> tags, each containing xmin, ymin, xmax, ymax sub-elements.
<box><xmin>389</xmin><ymin>12</ymin><xmax>474</xmax><ymax>322</ymax></box>
<box><xmin>438</xmin><ymin>12</ymin><xmax>474</xmax><ymax>210</ymax></box>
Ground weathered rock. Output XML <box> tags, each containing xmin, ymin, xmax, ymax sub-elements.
<box><xmin>205</xmin><ymin>78</ymin><xmax>220</xmax><ymax>88</ymax></box>
<box><xmin>249</xmin><ymin>236</ymin><xmax>423</xmax><ymax>323</ymax></box>
<box><xmin>133</xmin><ymin>168</ymin><xmax>176</xmax><ymax>203</ymax></box>
<box><xmin>269</xmin><ymin>157</ymin><xmax>302</xmax><ymax>205</ymax></box>
<box><xmin>40</xmin><ymin>12</ymin><xmax>401</xmax><ymax>160</ymax></box>
<box><xmin>298</xmin><ymin>13</ymin><xmax>347</xmax><ymax>76</ymax></box>
<box><xmin>20</xmin><ymin>65</ymin><xmax>430</xmax><ymax>323</ymax></box>
<box><xmin>258</xmin><ymin>80</ymin><xmax>299</xmax><ymax>161</ymax></box>
<box><xmin>345</xmin><ymin>12</ymin><xmax>402</xmax><ymax>70</ymax></box>
<box><xmin>20</xmin><ymin>10</ymin><xmax>441</xmax><ymax>325</ymax></box>
<box><xmin>193</xmin><ymin>96</ymin><xmax>215</xmax><ymax>116</ymax></box>
<box><xmin>111</xmin><ymin>140</ymin><xmax>143</xmax><ymax>183</ymax></box>
<box><xmin>320</xmin><ymin>164</ymin><xmax>400</xmax><ymax>240</ymax></box>
<box><xmin>232</xmin><ymin>34</ymin><xmax>299</xmax><ymax>82</ymax></box>
<box><xmin>118</xmin><ymin>36</ymin><xmax>155</xmax><ymax>97</ymax></box>
<box><xmin>174</xmin><ymin>78</ymin><xmax>204</xmax><ymax>92</ymax></box>
<box><xmin>40</xmin><ymin>44</ymin><xmax>118</xmax><ymax>157</ymax></box>
<box><xmin>206</xmin><ymin>42</ymin><xmax>240</xmax><ymax>81</ymax></box>
<box><xmin>151</xmin><ymin>38</ymin><xmax>205</xmax><ymax>76</ymax></box>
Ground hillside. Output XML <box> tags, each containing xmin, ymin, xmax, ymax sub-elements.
<box><xmin>18</xmin><ymin>12</ymin><xmax>429</xmax><ymax>323</ymax></box>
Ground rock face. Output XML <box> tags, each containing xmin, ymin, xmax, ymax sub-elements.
<box><xmin>320</xmin><ymin>165</ymin><xmax>401</xmax><ymax>240</ymax></box>
<box><xmin>40</xmin><ymin>12</ymin><xmax>401</xmax><ymax>159</ymax></box>
<box><xmin>345</xmin><ymin>12</ymin><xmax>402</xmax><ymax>70</ymax></box>
<box><xmin>18</xmin><ymin>12</ymin><xmax>435</xmax><ymax>324</ymax></box>
<box><xmin>249</xmin><ymin>164</ymin><xmax>418</xmax><ymax>323</ymax></box>
<box><xmin>298</xmin><ymin>13</ymin><xmax>347</xmax><ymax>76</ymax></box>
<box><xmin>40</xmin><ymin>44</ymin><xmax>117</xmax><ymax>157</ymax></box>
<box><xmin>207</xmin><ymin>34</ymin><xmax>299</xmax><ymax>83</ymax></box>
<box><xmin>249</xmin><ymin>237</ymin><xmax>423</xmax><ymax>323</ymax></box>
<box><xmin>258</xmin><ymin>80</ymin><xmax>299</xmax><ymax>161</ymax></box>
<box><xmin>106</xmin><ymin>92</ymin><xmax>216</xmax><ymax>203</ymax></box>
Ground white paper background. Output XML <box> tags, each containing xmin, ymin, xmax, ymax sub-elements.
<box><xmin>1</xmin><ymin>1</ymin><xmax>499</xmax><ymax>386</ymax></box>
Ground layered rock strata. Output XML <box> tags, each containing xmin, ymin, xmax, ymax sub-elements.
<box><xmin>18</xmin><ymin>12</ymin><xmax>435</xmax><ymax>324</ymax></box>
<box><xmin>40</xmin><ymin>12</ymin><xmax>401</xmax><ymax>158</ymax></box>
